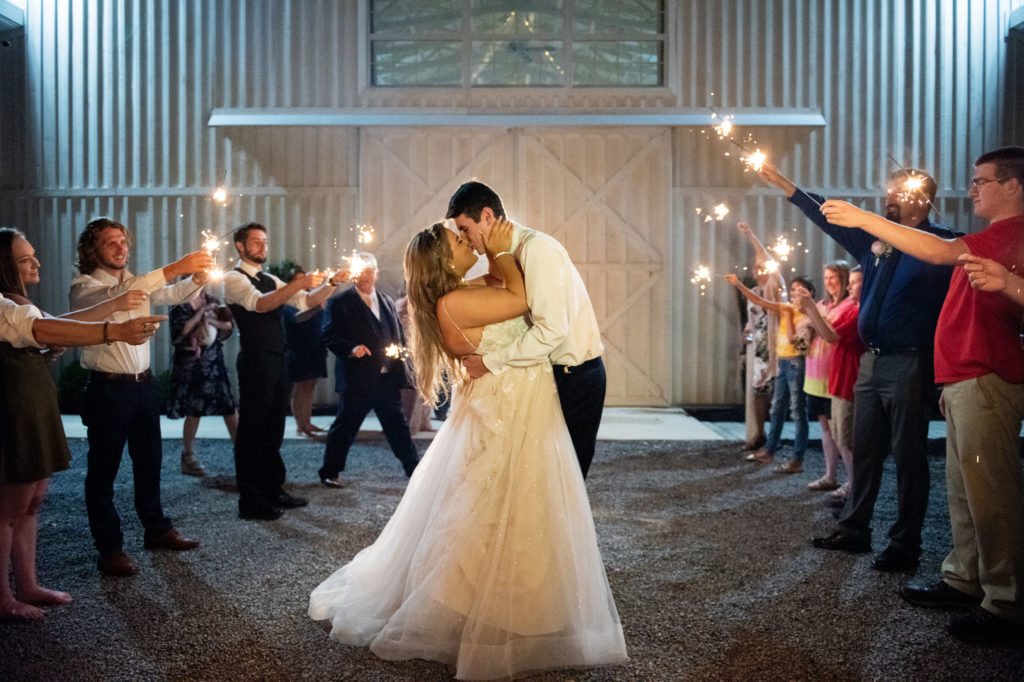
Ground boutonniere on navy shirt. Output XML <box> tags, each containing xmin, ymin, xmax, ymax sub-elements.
<box><xmin>871</xmin><ymin>240</ymin><xmax>893</xmax><ymax>265</ymax></box>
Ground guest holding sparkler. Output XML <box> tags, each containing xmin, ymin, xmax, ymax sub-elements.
<box><xmin>223</xmin><ymin>223</ymin><xmax>341</xmax><ymax>521</ymax></box>
<box><xmin>167</xmin><ymin>291</ymin><xmax>238</xmax><ymax>476</ymax></box>
<box><xmin>0</xmin><ymin>229</ymin><xmax>165</xmax><ymax>619</ymax></box>
<box><xmin>317</xmin><ymin>252</ymin><xmax>419</xmax><ymax>487</ymax></box>
<box><xmin>794</xmin><ymin>261</ymin><xmax>852</xmax><ymax>490</ymax></box>
<box><xmin>69</xmin><ymin>217</ymin><xmax>212</xmax><ymax>577</ymax></box>
<box><xmin>726</xmin><ymin>270</ymin><xmax>814</xmax><ymax>473</ymax></box>
<box><xmin>281</xmin><ymin>265</ymin><xmax>330</xmax><ymax>442</ymax></box>
<box><xmin>734</xmin><ymin>222</ymin><xmax>783</xmax><ymax>452</ymax></box>
<box><xmin>822</xmin><ymin>146</ymin><xmax>1024</xmax><ymax>645</ymax></box>
<box><xmin>793</xmin><ymin>265</ymin><xmax>862</xmax><ymax>499</ymax></box>
<box><xmin>759</xmin><ymin>162</ymin><xmax>956</xmax><ymax>573</ymax></box>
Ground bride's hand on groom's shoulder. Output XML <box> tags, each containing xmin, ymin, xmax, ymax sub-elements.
<box><xmin>485</xmin><ymin>218</ymin><xmax>514</xmax><ymax>258</ymax></box>
<box><xmin>462</xmin><ymin>354</ymin><xmax>489</xmax><ymax>379</ymax></box>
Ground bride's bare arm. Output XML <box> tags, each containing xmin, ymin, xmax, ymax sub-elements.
<box><xmin>440</xmin><ymin>218</ymin><xmax>528</xmax><ymax>329</ymax></box>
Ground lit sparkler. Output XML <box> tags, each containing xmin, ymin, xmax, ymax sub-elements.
<box><xmin>770</xmin><ymin>236</ymin><xmax>792</xmax><ymax>261</ymax></box>
<box><xmin>212</xmin><ymin>187</ymin><xmax>228</xmax><ymax>204</ymax></box>
<box><xmin>356</xmin><ymin>224</ymin><xmax>375</xmax><ymax>245</ymax></box>
<box><xmin>384</xmin><ymin>343</ymin><xmax>409</xmax><ymax>360</ymax></box>
<box><xmin>696</xmin><ymin>204</ymin><xmax>731</xmax><ymax>223</ymax></box>
<box><xmin>201</xmin><ymin>229</ymin><xmax>226</xmax><ymax>281</ymax></box>
<box><xmin>690</xmin><ymin>265</ymin><xmax>713</xmax><ymax>295</ymax></box>
<box><xmin>742</xmin><ymin>149</ymin><xmax>767</xmax><ymax>173</ymax></box>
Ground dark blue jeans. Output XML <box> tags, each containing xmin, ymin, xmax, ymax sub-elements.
<box><xmin>765</xmin><ymin>356</ymin><xmax>808</xmax><ymax>462</ymax></box>
<box><xmin>83</xmin><ymin>374</ymin><xmax>171</xmax><ymax>555</ymax></box>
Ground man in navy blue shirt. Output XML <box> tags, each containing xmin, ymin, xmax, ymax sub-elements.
<box><xmin>759</xmin><ymin>163</ymin><xmax>956</xmax><ymax>572</ymax></box>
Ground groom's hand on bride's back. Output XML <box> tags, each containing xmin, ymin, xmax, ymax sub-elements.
<box><xmin>462</xmin><ymin>354</ymin><xmax>489</xmax><ymax>379</ymax></box>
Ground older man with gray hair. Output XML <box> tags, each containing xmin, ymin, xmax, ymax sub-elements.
<box><xmin>318</xmin><ymin>252</ymin><xmax>419</xmax><ymax>487</ymax></box>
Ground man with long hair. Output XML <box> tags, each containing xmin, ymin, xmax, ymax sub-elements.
<box><xmin>69</xmin><ymin>217</ymin><xmax>212</xmax><ymax>577</ymax></box>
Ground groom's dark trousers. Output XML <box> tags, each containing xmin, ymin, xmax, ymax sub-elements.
<box><xmin>552</xmin><ymin>356</ymin><xmax>606</xmax><ymax>479</ymax></box>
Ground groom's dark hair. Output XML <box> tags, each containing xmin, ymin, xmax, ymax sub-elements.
<box><xmin>446</xmin><ymin>181</ymin><xmax>506</xmax><ymax>221</ymax></box>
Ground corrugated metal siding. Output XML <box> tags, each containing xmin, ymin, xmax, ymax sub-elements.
<box><xmin>1</xmin><ymin>0</ymin><xmax>1021</xmax><ymax>405</ymax></box>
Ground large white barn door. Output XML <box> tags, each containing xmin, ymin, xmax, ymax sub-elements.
<box><xmin>517</xmin><ymin>129</ymin><xmax>671</xmax><ymax>406</ymax></box>
<box><xmin>360</xmin><ymin>127</ymin><xmax>671</xmax><ymax>406</ymax></box>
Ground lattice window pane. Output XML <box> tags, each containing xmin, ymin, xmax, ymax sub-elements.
<box><xmin>472</xmin><ymin>40</ymin><xmax>565</xmax><ymax>86</ymax></box>
<box><xmin>370</xmin><ymin>0</ymin><xmax>463</xmax><ymax>34</ymax></box>
<box><xmin>573</xmin><ymin>0</ymin><xmax>663</xmax><ymax>36</ymax></box>
<box><xmin>470</xmin><ymin>1</ymin><xmax>563</xmax><ymax>35</ymax></box>
<box><xmin>573</xmin><ymin>40</ymin><xmax>662</xmax><ymax>86</ymax></box>
<box><xmin>372</xmin><ymin>41</ymin><xmax>463</xmax><ymax>86</ymax></box>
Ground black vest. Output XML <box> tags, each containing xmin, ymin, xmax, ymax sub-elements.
<box><xmin>228</xmin><ymin>268</ymin><xmax>285</xmax><ymax>355</ymax></box>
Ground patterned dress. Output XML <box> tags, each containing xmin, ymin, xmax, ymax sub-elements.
<box><xmin>166</xmin><ymin>295</ymin><xmax>236</xmax><ymax>418</ymax></box>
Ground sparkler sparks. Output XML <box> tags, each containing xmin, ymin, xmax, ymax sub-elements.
<box><xmin>770</xmin><ymin>236</ymin><xmax>792</xmax><ymax>261</ymax></box>
<box><xmin>384</xmin><ymin>343</ymin><xmax>409</xmax><ymax>360</ymax></box>
<box><xmin>200</xmin><ymin>229</ymin><xmax>226</xmax><ymax>280</ymax></box>
<box><xmin>212</xmin><ymin>187</ymin><xmax>228</xmax><ymax>204</ymax></box>
<box><xmin>742</xmin><ymin>149</ymin><xmax>767</xmax><ymax>173</ymax></box>
<box><xmin>690</xmin><ymin>265</ymin><xmax>713</xmax><ymax>295</ymax></box>
<box><xmin>696</xmin><ymin>204</ymin><xmax>731</xmax><ymax>223</ymax></box>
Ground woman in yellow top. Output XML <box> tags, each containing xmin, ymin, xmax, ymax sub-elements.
<box><xmin>727</xmin><ymin>272</ymin><xmax>816</xmax><ymax>473</ymax></box>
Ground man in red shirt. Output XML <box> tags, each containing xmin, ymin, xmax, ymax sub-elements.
<box><xmin>821</xmin><ymin>146</ymin><xmax>1024</xmax><ymax>645</ymax></box>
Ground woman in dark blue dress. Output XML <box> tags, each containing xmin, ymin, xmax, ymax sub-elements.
<box><xmin>282</xmin><ymin>265</ymin><xmax>329</xmax><ymax>441</ymax></box>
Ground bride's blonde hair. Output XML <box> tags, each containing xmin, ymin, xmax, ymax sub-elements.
<box><xmin>404</xmin><ymin>223</ymin><xmax>466</xmax><ymax>407</ymax></box>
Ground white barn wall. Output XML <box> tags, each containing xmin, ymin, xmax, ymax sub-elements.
<box><xmin>0</xmin><ymin>0</ymin><xmax>1020</xmax><ymax>406</ymax></box>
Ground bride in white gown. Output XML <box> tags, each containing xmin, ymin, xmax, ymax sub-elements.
<box><xmin>308</xmin><ymin>219</ymin><xmax>627</xmax><ymax>680</ymax></box>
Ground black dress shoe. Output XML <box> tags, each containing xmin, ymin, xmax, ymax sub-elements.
<box><xmin>871</xmin><ymin>547</ymin><xmax>919</xmax><ymax>573</ymax></box>
<box><xmin>239</xmin><ymin>504</ymin><xmax>284</xmax><ymax>521</ymax></box>
<box><xmin>320</xmin><ymin>476</ymin><xmax>344</xmax><ymax>488</ymax></box>
<box><xmin>900</xmin><ymin>580</ymin><xmax>982</xmax><ymax>610</ymax></box>
<box><xmin>811</xmin><ymin>530</ymin><xmax>871</xmax><ymax>553</ymax></box>
<box><xmin>271</xmin><ymin>491</ymin><xmax>308</xmax><ymax>508</ymax></box>
<box><xmin>946</xmin><ymin>607</ymin><xmax>1022</xmax><ymax>644</ymax></box>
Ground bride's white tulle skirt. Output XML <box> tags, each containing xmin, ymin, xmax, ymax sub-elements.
<box><xmin>308</xmin><ymin>360</ymin><xmax>627</xmax><ymax>680</ymax></box>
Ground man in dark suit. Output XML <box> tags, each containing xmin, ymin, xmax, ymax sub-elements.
<box><xmin>318</xmin><ymin>253</ymin><xmax>419</xmax><ymax>486</ymax></box>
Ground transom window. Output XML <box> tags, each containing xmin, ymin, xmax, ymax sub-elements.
<box><xmin>368</xmin><ymin>0</ymin><xmax>664</xmax><ymax>87</ymax></box>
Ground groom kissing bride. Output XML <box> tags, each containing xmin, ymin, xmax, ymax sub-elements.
<box><xmin>309</xmin><ymin>181</ymin><xmax>627</xmax><ymax>680</ymax></box>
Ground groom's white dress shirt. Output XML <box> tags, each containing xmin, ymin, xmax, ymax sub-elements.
<box><xmin>482</xmin><ymin>223</ymin><xmax>603</xmax><ymax>375</ymax></box>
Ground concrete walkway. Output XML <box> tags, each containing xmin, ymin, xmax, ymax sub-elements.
<box><xmin>61</xmin><ymin>407</ymin><xmax>953</xmax><ymax>442</ymax></box>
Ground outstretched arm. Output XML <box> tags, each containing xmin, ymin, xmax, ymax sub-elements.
<box><xmin>793</xmin><ymin>290</ymin><xmax>837</xmax><ymax>343</ymax></box>
<box><xmin>820</xmin><ymin>200</ymin><xmax>967</xmax><ymax>264</ymax></box>
<box><xmin>758</xmin><ymin>161</ymin><xmax>798</xmax><ymax>198</ymax></box>
<box><xmin>59</xmin><ymin>290</ymin><xmax>149</xmax><ymax>322</ymax></box>
<box><xmin>725</xmin><ymin>273</ymin><xmax>787</xmax><ymax>315</ymax></box>
<box><xmin>960</xmin><ymin>253</ymin><xmax>1024</xmax><ymax>307</ymax></box>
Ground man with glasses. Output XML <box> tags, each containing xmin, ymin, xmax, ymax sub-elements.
<box><xmin>759</xmin><ymin>164</ymin><xmax>956</xmax><ymax>573</ymax></box>
<box><xmin>821</xmin><ymin>146</ymin><xmax>1024</xmax><ymax>645</ymax></box>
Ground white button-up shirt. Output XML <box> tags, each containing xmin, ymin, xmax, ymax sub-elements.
<box><xmin>0</xmin><ymin>295</ymin><xmax>44</xmax><ymax>348</ymax></box>
<box><xmin>482</xmin><ymin>223</ymin><xmax>603</xmax><ymax>374</ymax></box>
<box><xmin>221</xmin><ymin>260</ymin><xmax>314</xmax><ymax>313</ymax></box>
<box><xmin>69</xmin><ymin>267</ymin><xmax>202</xmax><ymax>374</ymax></box>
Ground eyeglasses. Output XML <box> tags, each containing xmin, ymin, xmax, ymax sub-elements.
<box><xmin>969</xmin><ymin>177</ymin><xmax>1006</xmax><ymax>189</ymax></box>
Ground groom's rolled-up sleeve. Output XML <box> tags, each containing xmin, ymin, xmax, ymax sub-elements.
<box><xmin>482</xmin><ymin>236</ymin><xmax>570</xmax><ymax>375</ymax></box>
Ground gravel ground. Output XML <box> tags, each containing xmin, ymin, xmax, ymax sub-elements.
<box><xmin>2</xmin><ymin>436</ymin><xmax>1021</xmax><ymax>681</ymax></box>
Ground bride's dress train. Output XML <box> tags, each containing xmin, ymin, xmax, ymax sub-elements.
<box><xmin>308</xmin><ymin>317</ymin><xmax>627</xmax><ymax>679</ymax></box>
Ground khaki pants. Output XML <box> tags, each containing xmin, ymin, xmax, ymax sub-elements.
<box><xmin>941</xmin><ymin>373</ymin><xmax>1024</xmax><ymax>621</ymax></box>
